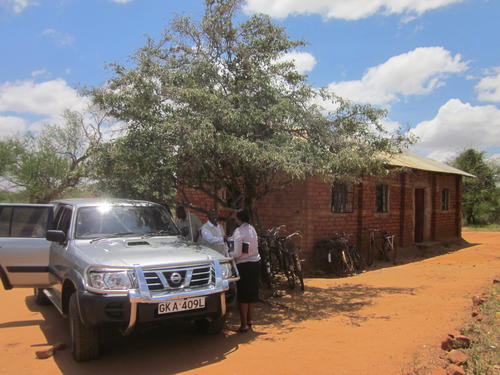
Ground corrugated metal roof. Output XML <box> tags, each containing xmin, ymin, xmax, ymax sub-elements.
<box><xmin>386</xmin><ymin>150</ymin><xmax>475</xmax><ymax>178</ymax></box>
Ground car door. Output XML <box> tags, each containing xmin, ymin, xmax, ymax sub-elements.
<box><xmin>0</xmin><ymin>204</ymin><xmax>54</xmax><ymax>289</ymax></box>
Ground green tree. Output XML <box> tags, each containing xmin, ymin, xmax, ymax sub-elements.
<box><xmin>92</xmin><ymin>0</ymin><xmax>413</xmax><ymax>222</ymax></box>
<box><xmin>452</xmin><ymin>149</ymin><xmax>499</xmax><ymax>225</ymax></box>
<box><xmin>0</xmin><ymin>108</ymin><xmax>105</xmax><ymax>203</ymax></box>
<box><xmin>91</xmin><ymin>129</ymin><xmax>176</xmax><ymax>206</ymax></box>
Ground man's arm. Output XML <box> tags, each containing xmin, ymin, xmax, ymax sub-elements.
<box><xmin>201</xmin><ymin>225</ymin><xmax>224</xmax><ymax>244</ymax></box>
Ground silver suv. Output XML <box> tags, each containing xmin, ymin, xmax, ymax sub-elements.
<box><xmin>0</xmin><ymin>199</ymin><xmax>238</xmax><ymax>361</ymax></box>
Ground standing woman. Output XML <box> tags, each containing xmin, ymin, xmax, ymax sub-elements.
<box><xmin>231</xmin><ymin>209</ymin><xmax>260</xmax><ymax>332</ymax></box>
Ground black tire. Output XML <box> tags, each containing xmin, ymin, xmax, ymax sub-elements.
<box><xmin>293</xmin><ymin>254</ymin><xmax>305</xmax><ymax>291</ymax></box>
<box><xmin>284</xmin><ymin>255</ymin><xmax>296</xmax><ymax>289</ymax></box>
<box><xmin>327</xmin><ymin>249</ymin><xmax>338</xmax><ymax>274</ymax></box>
<box><xmin>195</xmin><ymin>314</ymin><xmax>226</xmax><ymax>334</ymax></box>
<box><xmin>34</xmin><ymin>288</ymin><xmax>51</xmax><ymax>306</ymax></box>
<box><xmin>366</xmin><ymin>238</ymin><xmax>375</xmax><ymax>266</ymax></box>
<box><xmin>69</xmin><ymin>293</ymin><xmax>99</xmax><ymax>362</ymax></box>
<box><xmin>341</xmin><ymin>250</ymin><xmax>355</xmax><ymax>275</ymax></box>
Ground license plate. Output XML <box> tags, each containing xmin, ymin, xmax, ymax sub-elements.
<box><xmin>157</xmin><ymin>297</ymin><xmax>206</xmax><ymax>314</ymax></box>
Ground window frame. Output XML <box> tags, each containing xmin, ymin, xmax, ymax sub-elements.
<box><xmin>331</xmin><ymin>182</ymin><xmax>354</xmax><ymax>213</ymax></box>
<box><xmin>375</xmin><ymin>184</ymin><xmax>389</xmax><ymax>213</ymax></box>
<box><xmin>441</xmin><ymin>189</ymin><xmax>450</xmax><ymax>211</ymax></box>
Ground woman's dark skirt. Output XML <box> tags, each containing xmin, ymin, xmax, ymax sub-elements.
<box><xmin>236</xmin><ymin>261</ymin><xmax>260</xmax><ymax>303</ymax></box>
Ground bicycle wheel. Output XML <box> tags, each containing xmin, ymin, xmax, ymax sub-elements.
<box><xmin>259</xmin><ymin>243</ymin><xmax>274</xmax><ymax>289</ymax></box>
<box><xmin>366</xmin><ymin>236</ymin><xmax>375</xmax><ymax>266</ymax></box>
<box><xmin>341</xmin><ymin>250</ymin><xmax>355</xmax><ymax>275</ymax></box>
<box><xmin>293</xmin><ymin>253</ymin><xmax>305</xmax><ymax>291</ymax></box>
<box><xmin>380</xmin><ymin>241</ymin><xmax>390</xmax><ymax>261</ymax></box>
<box><xmin>284</xmin><ymin>254</ymin><xmax>296</xmax><ymax>289</ymax></box>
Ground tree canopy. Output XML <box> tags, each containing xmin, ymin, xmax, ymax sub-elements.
<box><xmin>92</xmin><ymin>0</ymin><xmax>413</xmax><ymax>220</ymax></box>
<box><xmin>0</xmin><ymin>108</ymin><xmax>105</xmax><ymax>203</ymax></box>
<box><xmin>452</xmin><ymin>149</ymin><xmax>499</xmax><ymax>225</ymax></box>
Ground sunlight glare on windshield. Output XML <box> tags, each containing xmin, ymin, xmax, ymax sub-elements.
<box><xmin>97</xmin><ymin>203</ymin><xmax>112</xmax><ymax>214</ymax></box>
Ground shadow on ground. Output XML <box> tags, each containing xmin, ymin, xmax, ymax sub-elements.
<box><xmin>309</xmin><ymin>237</ymin><xmax>480</xmax><ymax>277</ymax></box>
<box><xmin>254</xmin><ymin>283</ymin><xmax>416</xmax><ymax>329</ymax></box>
<box><xmin>15</xmin><ymin>280</ymin><xmax>418</xmax><ymax>374</ymax></box>
<box><xmin>22</xmin><ymin>296</ymin><xmax>260</xmax><ymax>375</ymax></box>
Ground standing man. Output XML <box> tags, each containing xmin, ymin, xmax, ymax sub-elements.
<box><xmin>199</xmin><ymin>208</ymin><xmax>228</xmax><ymax>256</ymax></box>
<box><xmin>175</xmin><ymin>205</ymin><xmax>202</xmax><ymax>242</ymax></box>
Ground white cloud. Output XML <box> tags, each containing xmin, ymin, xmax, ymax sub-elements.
<box><xmin>411</xmin><ymin>99</ymin><xmax>500</xmax><ymax>156</ymax></box>
<box><xmin>278</xmin><ymin>52</ymin><xmax>317</xmax><ymax>74</ymax></box>
<box><xmin>0</xmin><ymin>116</ymin><xmax>28</xmax><ymax>137</ymax></box>
<box><xmin>425</xmin><ymin>150</ymin><xmax>458</xmax><ymax>162</ymax></box>
<box><xmin>476</xmin><ymin>67</ymin><xmax>500</xmax><ymax>103</ymax></box>
<box><xmin>243</xmin><ymin>0</ymin><xmax>463</xmax><ymax>20</ymax></box>
<box><xmin>40</xmin><ymin>28</ymin><xmax>75</xmax><ymax>47</ymax></box>
<box><xmin>31</xmin><ymin>69</ymin><xmax>46</xmax><ymax>77</ymax></box>
<box><xmin>2</xmin><ymin>0</ymin><xmax>37</xmax><ymax>14</ymax></box>
<box><xmin>110</xmin><ymin>0</ymin><xmax>134</xmax><ymax>3</ymax></box>
<box><xmin>0</xmin><ymin>79</ymin><xmax>88</xmax><ymax>118</ymax></box>
<box><xmin>380</xmin><ymin>118</ymin><xmax>403</xmax><ymax>133</ymax></box>
<box><xmin>327</xmin><ymin>47</ymin><xmax>467</xmax><ymax>105</ymax></box>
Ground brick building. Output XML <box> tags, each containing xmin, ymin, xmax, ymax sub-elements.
<box><xmin>180</xmin><ymin>151</ymin><xmax>474</xmax><ymax>269</ymax></box>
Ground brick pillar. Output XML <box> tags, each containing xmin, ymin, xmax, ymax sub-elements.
<box><xmin>356</xmin><ymin>179</ymin><xmax>365</xmax><ymax>257</ymax></box>
<box><xmin>399</xmin><ymin>172</ymin><xmax>406</xmax><ymax>247</ymax></box>
<box><xmin>431</xmin><ymin>174</ymin><xmax>437</xmax><ymax>240</ymax></box>
<box><xmin>455</xmin><ymin>175</ymin><xmax>462</xmax><ymax>237</ymax></box>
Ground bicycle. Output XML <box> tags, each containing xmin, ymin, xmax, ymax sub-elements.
<box><xmin>366</xmin><ymin>228</ymin><xmax>397</xmax><ymax>265</ymax></box>
<box><xmin>259</xmin><ymin>225</ymin><xmax>304</xmax><ymax>291</ymax></box>
<box><xmin>314</xmin><ymin>232</ymin><xmax>361</xmax><ymax>276</ymax></box>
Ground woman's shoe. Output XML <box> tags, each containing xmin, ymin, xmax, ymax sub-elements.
<box><xmin>237</xmin><ymin>326</ymin><xmax>249</xmax><ymax>333</ymax></box>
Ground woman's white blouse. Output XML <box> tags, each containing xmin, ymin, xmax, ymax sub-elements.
<box><xmin>231</xmin><ymin>223</ymin><xmax>261</xmax><ymax>264</ymax></box>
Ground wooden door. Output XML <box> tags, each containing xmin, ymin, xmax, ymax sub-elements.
<box><xmin>414</xmin><ymin>189</ymin><xmax>425</xmax><ymax>243</ymax></box>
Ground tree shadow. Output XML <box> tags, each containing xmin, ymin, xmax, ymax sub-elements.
<box><xmin>309</xmin><ymin>237</ymin><xmax>481</xmax><ymax>276</ymax></box>
<box><xmin>253</xmin><ymin>283</ymin><xmax>417</xmax><ymax>330</ymax></box>
<box><xmin>23</xmin><ymin>296</ymin><xmax>260</xmax><ymax>375</ymax></box>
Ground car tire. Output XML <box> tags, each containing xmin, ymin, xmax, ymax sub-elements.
<box><xmin>195</xmin><ymin>314</ymin><xmax>226</xmax><ymax>334</ymax></box>
<box><xmin>69</xmin><ymin>293</ymin><xmax>99</xmax><ymax>361</ymax></box>
<box><xmin>34</xmin><ymin>288</ymin><xmax>51</xmax><ymax>306</ymax></box>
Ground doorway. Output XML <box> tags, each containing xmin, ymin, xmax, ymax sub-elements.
<box><xmin>414</xmin><ymin>189</ymin><xmax>425</xmax><ymax>243</ymax></box>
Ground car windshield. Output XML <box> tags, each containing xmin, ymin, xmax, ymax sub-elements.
<box><xmin>75</xmin><ymin>204</ymin><xmax>180</xmax><ymax>239</ymax></box>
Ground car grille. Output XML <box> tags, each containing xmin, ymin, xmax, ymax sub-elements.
<box><xmin>143</xmin><ymin>265</ymin><xmax>213</xmax><ymax>292</ymax></box>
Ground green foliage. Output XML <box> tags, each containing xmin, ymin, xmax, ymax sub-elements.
<box><xmin>0</xmin><ymin>108</ymin><xmax>104</xmax><ymax>203</ymax></box>
<box><xmin>90</xmin><ymin>132</ymin><xmax>176</xmax><ymax>206</ymax></box>
<box><xmin>92</xmin><ymin>0</ymin><xmax>413</xmax><ymax>219</ymax></box>
<box><xmin>452</xmin><ymin>149</ymin><xmax>500</xmax><ymax>225</ymax></box>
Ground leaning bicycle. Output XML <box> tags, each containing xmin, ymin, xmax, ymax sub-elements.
<box><xmin>366</xmin><ymin>228</ymin><xmax>397</xmax><ymax>265</ymax></box>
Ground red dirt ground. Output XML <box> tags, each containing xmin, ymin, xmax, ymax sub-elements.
<box><xmin>1</xmin><ymin>231</ymin><xmax>499</xmax><ymax>375</ymax></box>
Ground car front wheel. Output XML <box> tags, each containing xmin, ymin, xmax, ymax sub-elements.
<box><xmin>69</xmin><ymin>293</ymin><xmax>99</xmax><ymax>361</ymax></box>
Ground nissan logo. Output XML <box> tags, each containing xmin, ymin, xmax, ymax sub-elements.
<box><xmin>170</xmin><ymin>272</ymin><xmax>182</xmax><ymax>285</ymax></box>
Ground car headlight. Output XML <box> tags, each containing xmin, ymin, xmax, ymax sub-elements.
<box><xmin>220</xmin><ymin>262</ymin><xmax>236</xmax><ymax>280</ymax></box>
<box><xmin>87</xmin><ymin>269</ymin><xmax>134</xmax><ymax>290</ymax></box>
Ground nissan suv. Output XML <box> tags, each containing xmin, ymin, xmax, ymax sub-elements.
<box><xmin>0</xmin><ymin>199</ymin><xmax>239</xmax><ymax>361</ymax></box>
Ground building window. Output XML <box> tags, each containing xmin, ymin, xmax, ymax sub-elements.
<box><xmin>375</xmin><ymin>184</ymin><xmax>389</xmax><ymax>213</ymax></box>
<box><xmin>331</xmin><ymin>182</ymin><xmax>354</xmax><ymax>213</ymax></box>
<box><xmin>441</xmin><ymin>189</ymin><xmax>449</xmax><ymax>210</ymax></box>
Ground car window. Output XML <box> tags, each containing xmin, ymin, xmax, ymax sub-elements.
<box><xmin>8</xmin><ymin>207</ymin><xmax>49</xmax><ymax>238</ymax></box>
<box><xmin>75</xmin><ymin>205</ymin><xmax>179</xmax><ymax>239</ymax></box>
<box><xmin>55</xmin><ymin>207</ymin><xmax>72</xmax><ymax>235</ymax></box>
<box><xmin>0</xmin><ymin>207</ymin><xmax>13</xmax><ymax>237</ymax></box>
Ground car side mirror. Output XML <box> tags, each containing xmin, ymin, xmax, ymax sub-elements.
<box><xmin>46</xmin><ymin>230</ymin><xmax>66</xmax><ymax>243</ymax></box>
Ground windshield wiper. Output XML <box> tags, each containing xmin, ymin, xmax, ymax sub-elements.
<box><xmin>142</xmin><ymin>230</ymin><xmax>174</xmax><ymax>238</ymax></box>
<box><xmin>89</xmin><ymin>232</ymin><xmax>138</xmax><ymax>243</ymax></box>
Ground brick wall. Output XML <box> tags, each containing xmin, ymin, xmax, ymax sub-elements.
<box><xmin>177</xmin><ymin>169</ymin><xmax>463</xmax><ymax>271</ymax></box>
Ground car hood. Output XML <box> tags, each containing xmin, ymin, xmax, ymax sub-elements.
<box><xmin>73</xmin><ymin>236</ymin><xmax>224</xmax><ymax>268</ymax></box>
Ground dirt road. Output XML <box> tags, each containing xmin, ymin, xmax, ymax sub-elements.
<box><xmin>1</xmin><ymin>232</ymin><xmax>499</xmax><ymax>375</ymax></box>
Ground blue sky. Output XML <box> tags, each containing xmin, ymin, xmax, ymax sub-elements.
<box><xmin>0</xmin><ymin>0</ymin><xmax>499</xmax><ymax>162</ymax></box>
